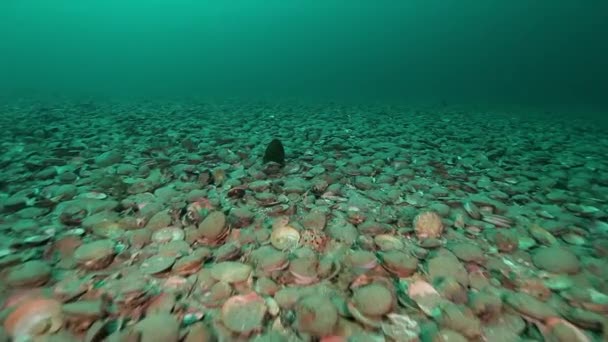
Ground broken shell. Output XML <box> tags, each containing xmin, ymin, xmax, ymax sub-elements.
<box><xmin>270</xmin><ymin>224</ymin><xmax>300</xmax><ymax>250</ymax></box>
<box><xmin>4</xmin><ymin>298</ymin><xmax>63</xmax><ymax>341</ymax></box>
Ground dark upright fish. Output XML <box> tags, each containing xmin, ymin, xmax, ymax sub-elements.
<box><xmin>263</xmin><ymin>139</ymin><xmax>285</xmax><ymax>166</ymax></box>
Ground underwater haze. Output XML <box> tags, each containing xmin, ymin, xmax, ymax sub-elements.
<box><xmin>1</xmin><ymin>0</ymin><xmax>608</xmax><ymax>106</ymax></box>
<box><xmin>3</xmin><ymin>2</ymin><xmax>608</xmax><ymax>341</ymax></box>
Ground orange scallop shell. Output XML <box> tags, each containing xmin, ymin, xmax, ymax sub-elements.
<box><xmin>4</xmin><ymin>298</ymin><xmax>63</xmax><ymax>339</ymax></box>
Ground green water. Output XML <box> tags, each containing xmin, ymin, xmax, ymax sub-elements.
<box><xmin>1</xmin><ymin>0</ymin><xmax>607</xmax><ymax>108</ymax></box>
<box><xmin>1</xmin><ymin>3</ymin><xmax>608</xmax><ymax>341</ymax></box>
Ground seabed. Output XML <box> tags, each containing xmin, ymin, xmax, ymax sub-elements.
<box><xmin>0</xmin><ymin>99</ymin><xmax>607</xmax><ymax>341</ymax></box>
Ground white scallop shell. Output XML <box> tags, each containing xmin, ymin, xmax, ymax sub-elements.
<box><xmin>270</xmin><ymin>225</ymin><xmax>300</xmax><ymax>250</ymax></box>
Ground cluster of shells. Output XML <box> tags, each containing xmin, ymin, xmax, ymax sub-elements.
<box><xmin>0</xmin><ymin>100</ymin><xmax>607</xmax><ymax>341</ymax></box>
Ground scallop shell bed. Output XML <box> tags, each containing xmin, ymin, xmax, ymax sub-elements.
<box><xmin>0</xmin><ymin>101</ymin><xmax>607</xmax><ymax>342</ymax></box>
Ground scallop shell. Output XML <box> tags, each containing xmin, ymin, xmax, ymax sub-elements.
<box><xmin>353</xmin><ymin>283</ymin><xmax>394</xmax><ymax>317</ymax></box>
<box><xmin>346</xmin><ymin>250</ymin><xmax>378</xmax><ymax>272</ymax></box>
<box><xmin>543</xmin><ymin>274</ymin><xmax>573</xmax><ymax>291</ymax></box>
<box><xmin>152</xmin><ymin>227</ymin><xmax>185</xmax><ymax>244</ymax></box>
<box><xmin>463</xmin><ymin>201</ymin><xmax>481</xmax><ymax>220</ymax></box>
<box><xmin>62</xmin><ymin>228</ymin><xmax>85</xmax><ymax>236</ymax></box>
<box><xmin>374</xmin><ymin>234</ymin><xmax>404</xmax><ymax>251</ymax></box>
<box><xmin>4</xmin><ymin>298</ymin><xmax>63</xmax><ymax>340</ymax></box>
<box><xmin>0</xmin><ymin>248</ymin><xmax>13</xmax><ymax>258</ymax></box>
<box><xmin>382</xmin><ymin>313</ymin><xmax>420</xmax><ymax>342</ymax></box>
<box><xmin>270</xmin><ymin>225</ymin><xmax>300</xmax><ymax>250</ymax></box>
<box><xmin>265</xmin><ymin>296</ymin><xmax>280</xmax><ymax>316</ymax></box>
<box><xmin>198</xmin><ymin>211</ymin><xmax>227</xmax><ymax>241</ymax></box>
<box><xmin>562</xmin><ymin>233</ymin><xmax>586</xmax><ymax>246</ymax></box>
<box><xmin>381</xmin><ymin>250</ymin><xmax>418</xmax><ymax>277</ymax></box>
<box><xmin>542</xmin><ymin>317</ymin><xmax>591</xmax><ymax>342</ymax></box>
<box><xmin>296</xmin><ymin>295</ymin><xmax>339</xmax><ymax>336</ymax></box>
<box><xmin>518</xmin><ymin>236</ymin><xmax>537</xmax><ymax>250</ymax></box>
<box><xmin>482</xmin><ymin>214</ymin><xmax>513</xmax><ymax>228</ymax></box>
<box><xmin>211</xmin><ymin>261</ymin><xmax>252</xmax><ymax>284</ymax></box>
<box><xmin>407</xmin><ymin>280</ymin><xmax>444</xmax><ymax>317</ymax></box>
<box><xmin>413</xmin><ymin>211</ymin><xmax>444</xmax><ymax>239</ymax></box>
<box><xmin>73</xmin><ymin>239</ymin><xmax>116</xmax><ymax>270</ymax></box>
<box><xmin>529</xmin><ymin>224</ymin><xmax>558</xmax><ymax>246</ymax></box>
<box><xmin>140</xmin><ymin>255</ymin><xmax>177</xmax><ymax>275</ymax></box>
<box><xmin>221</xmin><ymin>292</ymin><xmax>267</xmax><ymax>334</ymax></box>
<box><xmin>21</xmin><ymin>234</ymin><xmax>53</xmax><ymax>246</ymax></box>
<box><xmin>78</xmin><ymin>191</ymin><xmax>108</xmax><ymax>200</ymax></box>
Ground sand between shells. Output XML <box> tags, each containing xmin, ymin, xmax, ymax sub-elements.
<box><xmin>0</xmin><ymin>101</ymin><xmax>607</xmax><ymax>341</ymax></box>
